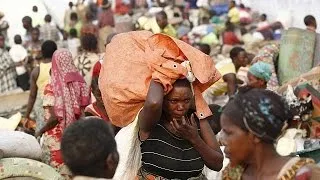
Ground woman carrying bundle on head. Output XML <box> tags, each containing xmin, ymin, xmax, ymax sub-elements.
<box><xmin>136</xmin><ymin>78</ymin><xmax>224</xmax><ymax>179</ymax></box>
<box><xmin>99</xmin><ymin>31</ymin><xmax>224</xmax><ymax>179</ymax></box>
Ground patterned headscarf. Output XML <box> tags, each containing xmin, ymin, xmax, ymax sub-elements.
<box><xmin>249</xmin><ymin>62</ymin><xmax>272</xmax><ymax>82</ymax></box>
<box><xmin>225</xmin><ymin>88</ymin><xmax>291</xmax><ymax>143</ymax></box>
<box><xmin>51</xmin><ymin>49</ymin><xmax>91</xmax><ymax>128</ymax></box>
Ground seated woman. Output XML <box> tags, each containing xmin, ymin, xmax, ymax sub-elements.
<box><xmin>220</xmin><ymin>88</ymin><xmax>320</xmax><ymax>180</ymax></box>
<box><xmin>137</xmin><ymin>79</ymin><xmax>224</xmax><ymax>179</ymax></box>
<box><xmin>247</xmin><ymin>61</ymin><xmax>272</xmax><ymax>89</ymax></box>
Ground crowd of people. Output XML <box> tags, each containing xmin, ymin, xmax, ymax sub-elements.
<box><xmin>1</xmin><ymin>0</ymin><xmax>320</xmax><ymax>180</ymax></box>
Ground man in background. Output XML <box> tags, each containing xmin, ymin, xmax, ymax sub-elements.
<box><xmin>40</xmin><ymin>14</ymin><xmax>60</xmax><ymax>41</ymax></box>
<box><xmin>304</xmin><ymin>15</ymin><xmax>317</xmax><ymax>32</ymax></box>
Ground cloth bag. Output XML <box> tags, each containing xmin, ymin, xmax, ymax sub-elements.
<box><xmin>0</xmin><ymin>130</ymin><xmax>42</xmax><ymax>160</ymax></box>
<box><xmin>99</xmin><ymin>31</ymin><xmax>221</xmax><ymax>127</ymax></box>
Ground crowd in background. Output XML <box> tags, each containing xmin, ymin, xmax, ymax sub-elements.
<box><xmin>1</xmin><ymin>0</ymin><xmax>320</xmax><ymax>180</ymax></box>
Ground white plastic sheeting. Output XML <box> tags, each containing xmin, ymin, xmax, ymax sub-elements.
<box><xmin>238</xmin><ymin>0</ymin><xmax>320</xmax><ymax>30</ymax></box>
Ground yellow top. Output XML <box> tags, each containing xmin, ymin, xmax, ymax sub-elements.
<box><xmin>36</xmin><ymin>62</ymin><xmax>51</xmax><ymax>97</ymax></box>
<box><xmin>64</xmin><ymin>21</ymin><xmax>83</xmax><ymax>37</ymax></box>
<box><xmin>228</xmin><ymin>7</ymin><xmax>240</xmax><ymax>24</ymax></box>
<box><xmin>162</xmin><ymin>24</ymin><xmax>177</xmax><ymax>38</ymax></box>
<box><xmin>209</xmin><ymin>59</ymin><xmax>236</xmax><ymax>96</ymax></box>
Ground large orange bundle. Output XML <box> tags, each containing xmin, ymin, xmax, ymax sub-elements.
<box><xmin>99</xmin><ymin>31</ymin><xmax>221</xmax><ymax>127</ymax></box>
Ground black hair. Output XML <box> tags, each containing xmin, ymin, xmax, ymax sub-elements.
<box><xmin>230</xmin><ymin>47</ymin><xmax>245</xmax><ymax>60</ymax></box>
<box><xmin>44</xmin><ymin>14</ymin><xmax>52</xmax><ymax>23</ymax></box>
<box><xmin>222</xmin><ymin>88</ymin><xmax>292</xmax><ymax>143</ymax></box>
<box><xmin>102</xmin><ymin>0</ymin><xmax>110</xmax><ymax>9</ymax></box>
<box><xmin>240</xmin><ymin>3</ymin><xmax>245</xmax><ymax>9</ymax></box>
<box><xmin>41</xmin><ymin>40</ymin><xmax>57</xmax><ymax>58</ymax></box>
<box><xmin>61</xmin><ymin>117</ymin><xmax>117</xmax><ymax>176</ymax></box>
<box><xmin>156</xmin><ymin>11</ymin><xmax>168</xmax><ymax>20</ymax></box>
<box><xmin>70</xmin><ymin>12</ymin><xmax>78</xmax><ymax>21</ymax></box>
<box><xmin>81</xmin><ymin>33</ymin><xmax>98</xmax><ymax>52</ymax></box>
<box><xmin>304</xmin><ymin>15</ymin><xmax>316</xmax><ymax>26</ymax></box>
<box><xmin>22</xmin><ymin>16</ymin><xmax>32</xmax><ymax>23</ymax></box>
<box><xmin>32</xmin><ymin>6</ymin><xmax>38</xmax><ymax>12</ymax></box>
<box><xmin>173</xmin><ymin>78</ymin><xmax>192</xmax><ymax>89</ymax></box>
<box><xmin>68</xmin><ymin>1</ymin><xmax>74</xmax><ymax>8</ymax></box>
<box><xmin>208</xmin><ymin>104</ymin><xmax>222</xmax><ymax>134</ymax></box>
<box><xmin>261</xmin><ymin>14</ymin><xmax>267</xmax><ymax>20</ymax></box>
<box><xmin>102</xmin><ymin>0</ymin><xmax>109</xmax><ymax>5</ymax></box>
<box><xmin>69</xmin><ymin>28</ymin><xmax>78</xmax><ymax>37</ymax></box>
<box><xmin>195</xmin><ymin>43</ymin><xmax>211</xmax><ymax>55</ymax></box>
<box><xmin>14</xmin><ymin>35</ymin><xmax>22</xmax><ymax>44</ymax></box>
<box><xmin>173</xmin><ymin>12</ymin><xmax>180</xmax><ymax>18</ymax></box>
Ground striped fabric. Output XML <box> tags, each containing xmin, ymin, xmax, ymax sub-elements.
<box><xmin>141</xmin><ymin>119</ymin><xmax>204</xmax><ymax>179</ymax></box>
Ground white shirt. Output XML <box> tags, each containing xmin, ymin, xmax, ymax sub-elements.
<box><xmin>68</xmin><ymin>38</ymin><xmax>81</xmax><ymax>58</ymax></box>
<box><xmin>30</xmin><ymin>12</ymin><xmax>43</xmax><ymax>27</ymax></box>
<box><xmin>196</xmin><ymin>0</ymin><xmax>209</xmax><ymax>8</ymax></box>
<box><xmin>9</xmin><ymin>44</ymin><xmax>27</xmax><ymax>75</ymax></box>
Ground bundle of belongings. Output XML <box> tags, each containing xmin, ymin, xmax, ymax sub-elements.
<box><xmin>0</xmin><ymin>113</ymin><xmax>62</xmax><ymax>179</ymax></box>
<box><xmin>99</xmin><ymin>30</ymin><xmax>221</xmax><ymax>127</ymax></box>
<box><xmin>276</xmin><ymin>66</ymin><xmax>320</xmax><ymax>162</ymax></box>
<box><xmin>276</xmin><ymin>27</ymin><xmax>320</xmax><ymax>139</ymax></box>
<box><xmin>99</xmin><ymin>31</ymin><xmax>221</xmax><ymax>179</ymax></box>
<box><xmin>278</xmin><ymin>66</ymin><xmax>320</xmax><ymax>138</ymax></box>
<box><xmin>260</xmin><ymin>27</ymin><xmax>320</xmax><ymax>163</ymax></box>
<box><xmin>0</xmin><ymin>130</ymin><xmax>63</xmax><ymax>179</ymax></box>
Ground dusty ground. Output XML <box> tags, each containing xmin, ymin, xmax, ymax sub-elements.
<box><xmin>0</xmin><ymin>91</ymin><xmax>29</xmax><ymax>118</ymax></box>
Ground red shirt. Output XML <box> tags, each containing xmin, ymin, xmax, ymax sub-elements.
<box><xmin>98</xmin><ymin>9</ymin><xmax>115</xmax><ymax>28</ymax></box>
<box><xmin>223</xmin><ymin>32</ymin><xmax>241</xmax><ymax>45</ymax></box>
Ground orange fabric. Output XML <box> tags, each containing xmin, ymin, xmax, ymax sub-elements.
<box><xmin>99</xmin><ymin>31</ymin><xmax>221</xmax><ymax>127</ymax></box>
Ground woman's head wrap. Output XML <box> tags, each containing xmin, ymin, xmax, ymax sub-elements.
<box><xmin>223</xmin><ymin>88</ymin><xmax>292</xmax><ymax>143</ymax></box>
<box><xmin>249</xmin><ymin>62</ymin><xmax>272</xmax><ymax>82</ymax></box>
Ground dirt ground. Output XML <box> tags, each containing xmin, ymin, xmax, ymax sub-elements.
<box><xmin>0</xmin><ymin>91</ymin><xmax>29</xmax><ymax>118</ymax></box>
